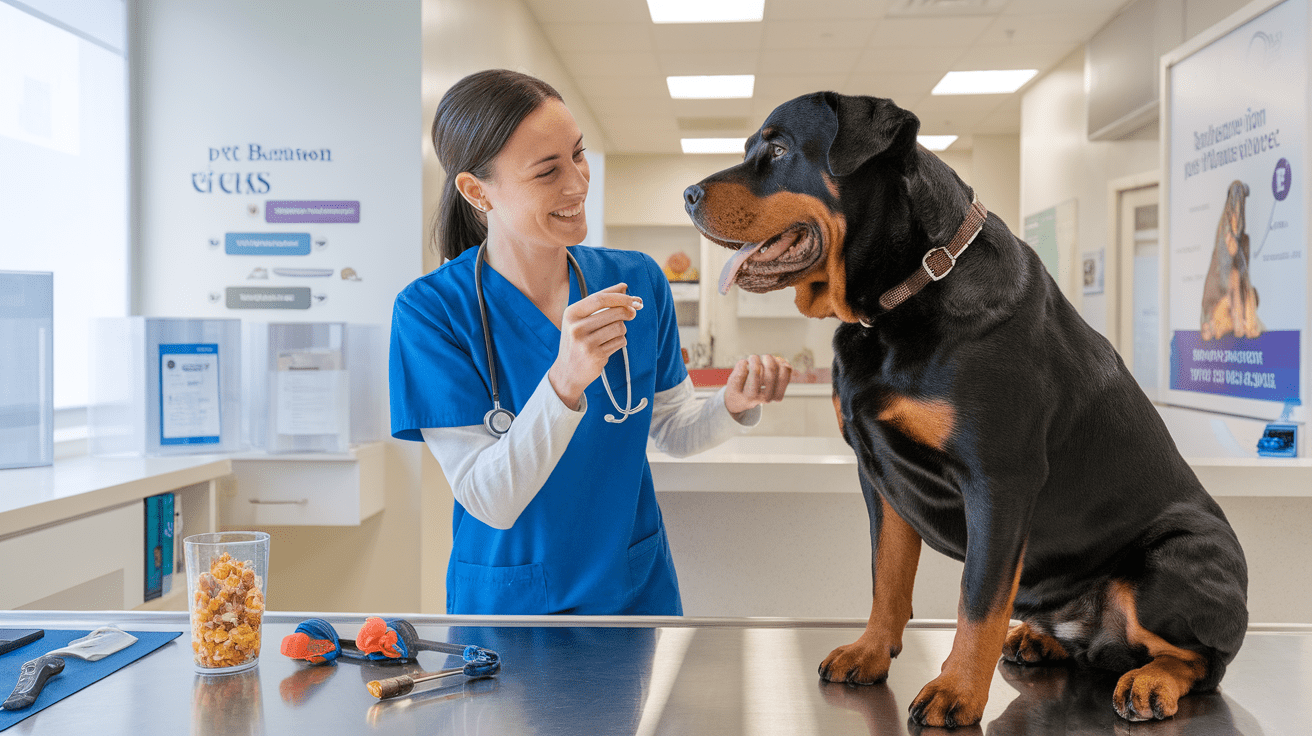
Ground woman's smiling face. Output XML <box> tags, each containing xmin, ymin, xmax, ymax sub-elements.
<box><xmin>480</xmin><ymin>98</ymin><xmax>589</xmax><ymax>251</ymax></box>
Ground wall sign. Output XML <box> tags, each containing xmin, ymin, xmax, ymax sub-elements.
<box><xmin>1165</xmin><ymin>0</ymin><xmax>1307</xmax><ymax>417</ymax></box>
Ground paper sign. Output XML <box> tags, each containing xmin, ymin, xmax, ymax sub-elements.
<box><xmin>159</xmin><ymin>344</ymin><xmax>221</xmax><ymax>445</ymax></box>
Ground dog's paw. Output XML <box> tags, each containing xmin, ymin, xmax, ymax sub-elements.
<box><xmin>818</xmin><ymin>637</ymin><xmax>895</xmax><ymax>685</ymax></box>
<box><xmin>909</xmin><ymin>673</ymin><xmax>988</xmax><ymax>728</ymax></box>
<box><xmin>1113</xmin><ymin>666</ymin><xmax>1183</xmax><ymax>721</ymax></box>
<box><xmin>1001</xmin><ymin>622</ymin><xmax>1069</xmax><ymax>665</ymax></box>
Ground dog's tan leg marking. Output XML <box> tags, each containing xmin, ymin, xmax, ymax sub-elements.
<box><xmin>819</xmin><ymin>496</ymin><xmax>920</xmax><ymax>685</ymax></box>
<box><xmin>1228</xmin><ymin>269</ymin><xmax>1245</xmax><ymax>339</ymax></box>
<box><xmin>1002</xmin><ymin>621</ymin><xmax>1070</xmax><ymax>664</ymax></box>
<box><xmin>909</xmin><ymin>556</ymin><xmax>1024</xmax><ymax>728</ymax></box>
<box><xmin>877</xmin><ymin>396</ymin><xmax>956</xmax><ymax>451</ymax></box>
<box><xmin>1243</xmin><ymin>286</ymin><xmax>1264</xmax><ymax>338</ymax></box>
<box><xmin>832</xmin><ymin>393</ymin><xmax>845</xmax><ymax>437</ymax></box>
<box><xmin>1209</xmin><ymin>294</ymin><xmax>1234</xmax><ymax>340</ymax></box>
<box><xmin>1107</xmin><ymin>580</ymin><xmax>1208</xmax><ymax>722</ymax></box>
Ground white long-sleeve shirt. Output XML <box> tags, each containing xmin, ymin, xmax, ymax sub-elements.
<box><xmin>421</xmin><ymin>375</ymin><xmax>760</xmax><ymax>530</ymax></box>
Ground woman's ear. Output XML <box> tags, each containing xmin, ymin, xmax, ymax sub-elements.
<box><xmin>455</xmin><ymin>171</ymin><xmax>490</xmax><ymax>212</ymax></box>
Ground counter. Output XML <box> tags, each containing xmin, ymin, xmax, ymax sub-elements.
<box><xmin>0</xmin><ymin>610</ymin><xmax>1306</xmax><ymax>735</ymax></box>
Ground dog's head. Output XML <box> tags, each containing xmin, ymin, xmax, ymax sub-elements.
<box><xmin>1222</xmin><ymin>179</ymin><xmax>1250</xmax><ymax>244</ymax></box>
<box><xmin>684</xmin><ymin>92</ymin><xmax>921</xmax><ymax>321</ymax></box>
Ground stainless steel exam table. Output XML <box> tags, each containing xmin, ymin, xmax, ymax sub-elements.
<box><xmin>0</xmin><ymin>611</ymin><xmax>1305</xmax><ymax>735</ymax></box>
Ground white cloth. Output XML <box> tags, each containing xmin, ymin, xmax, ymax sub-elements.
<box><xmin>421</xmin><ymin>375</ymin><xmax>760</xmax><ymax>529</ymax></box>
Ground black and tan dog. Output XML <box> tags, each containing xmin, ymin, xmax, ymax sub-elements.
<box><xmin>1201</xmin><ymin>180</ymin><xmax>1264</xmax><ymax>340</ymax></box>
<box><xmin>684</xmin><ymin>92</ymin><xmax>1248</xmax><ymax>727</ymax></box>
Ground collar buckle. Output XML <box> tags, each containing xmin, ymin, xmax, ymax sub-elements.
<box><xmin>921</xmin><ymin>246</ymin><xmax>955</xmax><ymax>281</ymax></box>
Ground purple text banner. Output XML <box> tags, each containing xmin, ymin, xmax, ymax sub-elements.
<box><xmin>1170</xmin><ymin>330</ymin><xmax>1300</xmax><ymax>402</ymax></box>
<box><xmin>265</xmin><ymin>200</ymin><xmax>360</xmax><ymax>223</ymax></box>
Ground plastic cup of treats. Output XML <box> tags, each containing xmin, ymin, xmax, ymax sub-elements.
<box><xmin>185</xmin><ymin>532</ymin><xmax>269</xmax><ymax>674</ymax></box>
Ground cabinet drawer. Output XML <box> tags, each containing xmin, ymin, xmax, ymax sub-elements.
<box><xmin>223</xmin><ymin>442</ymin><xmax>384</xmax><ymax>526</ymax></box>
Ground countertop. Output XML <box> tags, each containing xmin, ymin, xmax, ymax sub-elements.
<box><xmin>0</xmin><ymin>610</ymin><xmax>1306</xmax><ymax>735</ymax></box>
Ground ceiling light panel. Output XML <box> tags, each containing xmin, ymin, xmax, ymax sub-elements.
<box><xmin>681</xmin><ymin>137</ymin><xmax>747</xmax><ymax>154</ymax></box>
<box><xmin>647</xmin><ymin>0</ymin><xmax>764</xmax><ymax>23</ymax></box>
<box><xmin>917</xmin><ymin>135</ymin><xmax>959</xmax><ymax>150</ymax></box>
<box><xmin>667</xmin><ymin>75</ymin><xmax>755</xmax><ymax>99</ymax></box>
<box><xmin>931</xmin><ymin>69</ymin><xmax>1037</xmax><ymax>94</ymax></box>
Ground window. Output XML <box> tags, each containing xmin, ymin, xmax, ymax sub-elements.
<box><xmin>0</xmin><ymin>0</ymin><xmax>129</xmax><ymax>409</ymax></box>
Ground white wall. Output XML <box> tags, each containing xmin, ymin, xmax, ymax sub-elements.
<box><xmin>132</xmin><ymin>0</ymin><xmax>424</xmax><ymax>612</ymax></box>
<box><xmin>1020</xmin><ymin>47</ymin><xmax>1160</xmax><ymax>334</ymax></box>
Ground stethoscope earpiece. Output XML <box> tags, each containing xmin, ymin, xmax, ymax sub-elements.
<box><xmin>476</xmin><ymin>243</ymin><xmax>648</xmax><ymax>437</ymax></box>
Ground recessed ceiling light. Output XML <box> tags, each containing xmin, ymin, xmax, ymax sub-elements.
<box><xmin>667</xmin><ymin>75</ymin><xmax>755</xmax><ymax>99</ymax></box>
<box><xmin>647</xmin><ymin>0</ymin><xmax>764</xmax><ymax>23</ymax></box>
<box><xmin>931</xmin><ymin>69</ymin><xmax>1038</xmax><ymax>95</ymax></box>
<box><xmin>681</xmin><ymin>138</ymin><xmax>747</xmax><ymax>154</ymax></box>
<box><xmin>918</xmin><ymin>135</ymin><xmax>959</xmax><ymax>151</ymax></box>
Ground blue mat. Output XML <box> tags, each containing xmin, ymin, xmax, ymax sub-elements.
<box><xmin>0</xmin><ymin>629</ymin><xmax>182</xmax><ymax>731</ymax></box>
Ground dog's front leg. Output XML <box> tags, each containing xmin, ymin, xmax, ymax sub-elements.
<box><xmin>909</xmin><ymin>501</ymin><xmax>1028</xmax><ymax>728</ymax></box>
<box><xmin>819</xmin><ymin>477</ymin><xmax>921</xmax><ymax>685</ymax></box>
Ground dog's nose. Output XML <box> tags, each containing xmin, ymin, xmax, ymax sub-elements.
<box><xmin>683</xmin><ymin>185</ymin><xmax>703</xmax><ymax>208</ymax></box>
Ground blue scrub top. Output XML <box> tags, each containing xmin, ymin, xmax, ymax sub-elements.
<box><xmin>389</xmin><ymin>245</ymin><xmax>688</xmax><ymax>615</ymax></box>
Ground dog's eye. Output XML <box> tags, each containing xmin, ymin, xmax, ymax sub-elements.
<box><xmin>770</xmin><ymin>143</ymin><xmax>787</xmax><ymax>159</ymax></box>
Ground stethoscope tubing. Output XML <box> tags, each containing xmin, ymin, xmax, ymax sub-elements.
<box><xmin>474</xmin><ymin>242</ymin><xmax>646</xmax><ymax>437</ymax></box>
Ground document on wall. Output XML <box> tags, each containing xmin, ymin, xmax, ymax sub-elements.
<box><xmin>275</xmin><ymin>349</ymin><xmax>347</xmax><ymax>436</ymax></box>
<box><xmin>159</xmin><ymin>344</ymin><xmax>222</xmax><ymax>444</ymax></box>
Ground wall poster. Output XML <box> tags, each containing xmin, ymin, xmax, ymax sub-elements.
<box><xmin>1165</xmin><ymin>0</ymin><xmax>1308</xmax><ymax>419</ymax></box>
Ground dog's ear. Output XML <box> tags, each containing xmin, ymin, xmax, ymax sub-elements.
<box><xmin>822</xmin><ymin>92</ymin><xmax>920</xmax><ymax>177</ymax></box>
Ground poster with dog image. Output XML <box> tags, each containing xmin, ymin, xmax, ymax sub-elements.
<box><xmin>1167</xmin><ymin>0</ymin><xmax>1306</xmax><ymax>409</ymax></box>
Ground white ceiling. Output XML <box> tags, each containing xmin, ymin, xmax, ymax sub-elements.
<box><xmin>521</xmin><ymin>0</ymin><xmax>1133</xmax><ymax>153</ymax></box>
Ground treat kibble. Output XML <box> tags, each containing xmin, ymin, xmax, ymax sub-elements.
<box><xmin>191</xmin><ymin>552</ymin><xmax>265</xmax><ymax>669</ymax></box>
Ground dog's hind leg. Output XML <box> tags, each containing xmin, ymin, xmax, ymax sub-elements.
<box><xmin>1108</xmin><ymin>509</ymin><xmax>1248</xmax><ymax>721</ymax></box>
<box><xmin>819</xmin><ymin>485</ymin><xmax>920</xmax><ymax>686</ymax></box>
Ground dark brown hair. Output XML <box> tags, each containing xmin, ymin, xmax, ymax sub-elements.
<box><xmin>430</xmin><ymin>69</ymin><xmax>563</xmax><ymax>261</ymax></box>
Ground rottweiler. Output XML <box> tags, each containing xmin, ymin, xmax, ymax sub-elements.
<box><xmin>684</xmin><ymin>92</ymin><xmax>1249</xmax><ymax>727</ymax></box>
<box><xmin>1201</xmin><ymin>180</ymin><xmax>1264</xmax><ymax>340</ymax></box>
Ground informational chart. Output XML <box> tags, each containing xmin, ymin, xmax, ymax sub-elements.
<box><xmin>1165</xmin><ymin>0</ymin><xmax>1308</xmax><ymax>418</ymax></box>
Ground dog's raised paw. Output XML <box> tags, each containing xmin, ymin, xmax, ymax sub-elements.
<box><xmin>818</xmin><ymin>638</ymin><xmax>894</xmax><ymax>685</ymax></box>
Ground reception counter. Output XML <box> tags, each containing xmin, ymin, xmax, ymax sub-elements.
<box><xmin>0</xmin><ymin>610</ymin><xmax>1306</xmax><ymax>735</ymax></box>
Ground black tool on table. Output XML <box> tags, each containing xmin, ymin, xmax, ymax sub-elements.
<box><xmin>0</xmin><ymin>630</ymin><xmax>43</xmax><ymax>657</ymax></box>
<box><xmin>1</xmin><ymin>655</ymin><xmax>65</xmax><ymax>711</ymax></box>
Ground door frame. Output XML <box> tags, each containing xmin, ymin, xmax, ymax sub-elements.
<box><xmin>1106</xmin><ymin>170</ymin><xmax>1161</xmax><ymax>358</ymax></box>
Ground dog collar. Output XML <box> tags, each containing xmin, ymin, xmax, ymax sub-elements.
<box><xmin>875</xmin><ymin>195</ymin><xmax>988</xmax><ymax>315</ymax></box>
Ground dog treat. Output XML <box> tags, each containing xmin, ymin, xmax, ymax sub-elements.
<box><xmin>191</xmin><ymin>552</ymin><xmax>265</xmax><ymax>669</ymax></box>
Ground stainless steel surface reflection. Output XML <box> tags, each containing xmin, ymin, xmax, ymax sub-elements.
<box><xmin>0</xmin><ymin>611</ymin><xmax>1304</xmax><ymax>735</ymax></box>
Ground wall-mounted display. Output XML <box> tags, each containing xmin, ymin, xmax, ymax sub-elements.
<box><xmin>89</xmin><ymin>318</ymin><xmax>243</xmax><ymax>456</ymax></box>
<box><xmin>0</xmin><ymin>271</ymin><xmax>53</xmax><ymax>469</ymax></box>
<box><xmin>1163</xmin><ymin>0</ymin><xmax>1308</xmax><ymax>424</ymax></box>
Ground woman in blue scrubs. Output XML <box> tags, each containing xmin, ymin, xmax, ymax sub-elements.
<box><xmin>390</xmin><ymin>69</ymin><xmax>791</xmax><ymax>615</ymax></box>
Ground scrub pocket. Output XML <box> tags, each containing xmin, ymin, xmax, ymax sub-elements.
<box><xmin>625</xmin><ymin>530</ymin><xmax>681</xmax><ymax>615</ymax></box>
<box><xmin>447</xmin><ymin>559</ymin><xmax>548</xmax><ymax>615</ymax></box>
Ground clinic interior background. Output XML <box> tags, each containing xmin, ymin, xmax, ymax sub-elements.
<box><xmin>4</xmin><ymin>0</ymin><xmax>1311</xmax><ymax>623</ymax></box>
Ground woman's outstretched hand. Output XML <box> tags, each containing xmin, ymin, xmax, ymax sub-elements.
<box><xmin>724</xmin><ymin>354</ymin><xmax>792</xmax><ymax>416</ymax></box>
<box><xmin>548</xmin><ymin>283</ymin><xmax>642</xmax><ymax>410</ymax></box>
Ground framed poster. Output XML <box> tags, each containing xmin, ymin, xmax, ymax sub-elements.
<box><xmin>1161</xmin><ymin>0</ymin><xmax>1308</xmax><ymax>422</ymax></box>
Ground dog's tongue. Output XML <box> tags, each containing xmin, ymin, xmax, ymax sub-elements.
<box><xmin>718</xmin><ymin>241</ymin><xmax>763</xmax><ymax>295</ymax></box>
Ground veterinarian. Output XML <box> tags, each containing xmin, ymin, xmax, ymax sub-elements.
<box><xmin>389</xmin><ymin>69</ymin><xmax>791</xmax><ymax>616</ymax></box>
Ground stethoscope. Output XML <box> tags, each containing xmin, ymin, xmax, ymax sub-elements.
<box><xmin>475</xmin><ymin>242</ymin><xmax>648</xmax><ymax>437</ymax></box>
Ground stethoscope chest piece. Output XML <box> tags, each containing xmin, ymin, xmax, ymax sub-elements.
<box><xmin>484</xmin><ymin>405</ymin><xmax>515</xmax><ymax>437</ymax></box>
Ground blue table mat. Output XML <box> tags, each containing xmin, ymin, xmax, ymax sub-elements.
<box><xmin>0</xmin><ymin>629</ymin><xmax>182</xmax><ymax>731</ymax></box>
